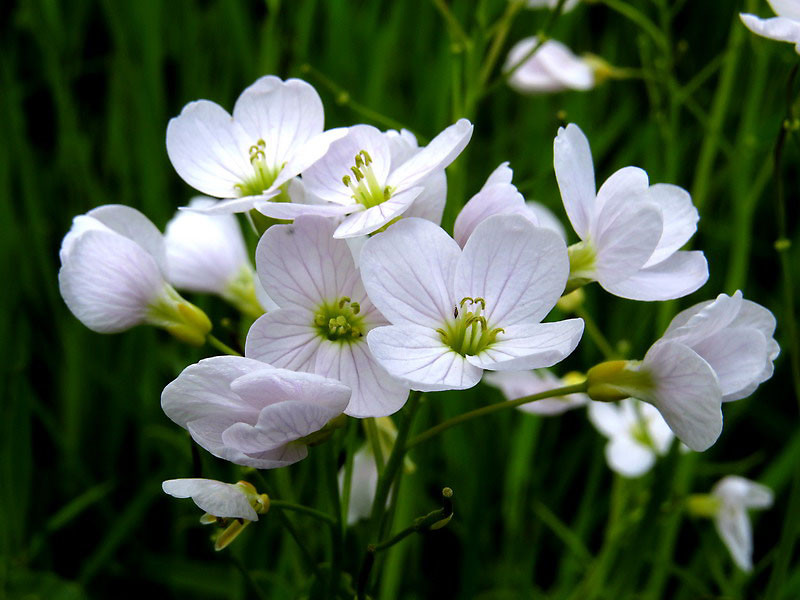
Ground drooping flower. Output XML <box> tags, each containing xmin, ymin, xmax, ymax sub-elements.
<box><xmin>688</xmin><ymin>476</ymin><xmax>774</xmax><ymax>571</ymax></box>
<box><xmin>162</xmin><ymin>478</ymin><xmax>269</xmax><ymax>521</ymax></box>
<box><xmin>339</xmin><ymin>445</ymin><xmax>381</xmax><ymax>525</ymax></box>
<box><xmin>165</xmin><ymin>197</ymin><xmax>264</xmax><ymax>318</ymax></box>
<box><xmin>260</xmin><ymin>120</ymin><xmax>473</xmax><ymax>238</ymax></box>
<box><xmin>504</xmin><ymin>38</ymin><xmax>595</xmax><ymax>94</ymax></box>
<box><xmin>554</xmin><ymin>123</ymin><xmax>708</xmax><ymax>300</ymax></box>
<box><xmin>245</xmin><ymin>215</ymin><xmax>409</xmax><ymax>418</ymax></box>
<box><xmin>161</xmin><ymin>356</ymin><xmax>351</xmax><ymax>468</ymax></box>
<box><xmin>483</xmin><ymin>369</ymin><xmax>588</xmax><ymax>416</ymax></box>
<box><xmin>360</xmin><ymin>215</ymin><xmax>584</xmax><ymax>392</ymax></box>
<box><xmin>166</xmin><ymin>76</ymin><xmax>345</xmax><ymax>215</ymax></box>
<box><xmin>740</xmin><ymin>1</ymin><xmax>800</xmax><ymax>54</ymax></box>
<box><xmin>454</xmin><ymin>162</ymin><xmax>564</xmax><ymax>248</ymax></box>
<box><xmin>661</xmin><ymin>291</ymin><xmax>780</xmax><ymax>402</ymax></box>
<box><xmin>58</xmin><ymin>205</ymin><xmax>211</xmax><ymax>344</ymax></box>
<box><xmin>587</xmin><ymin>398</ymin><xmax>674</xmax><ymax>477</ymax></box>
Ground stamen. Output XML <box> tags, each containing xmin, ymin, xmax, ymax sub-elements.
<box><xmin>438</xmin><ymin>297</ymin><xmax>503</xmax><ymax>356</ymax></box>
<box><xmin>342</xmin><ymin>148</ymin><xmax>392</xmax><ymax>208</ymax></box>
<box><xmin>313</xmin><ymin>297</ymin><xmax>366</xmax><ymax>343</ymax></box>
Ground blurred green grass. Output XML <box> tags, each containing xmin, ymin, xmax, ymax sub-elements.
<box><xmin>2</xmin><ymin>0</ymin><xmax>799</xmax><ymax>598</ymax></box>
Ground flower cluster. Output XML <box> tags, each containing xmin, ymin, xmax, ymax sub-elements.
<box><xmin>58</xmin><ymin>74</ymin><xmax>779</xmax><ymax>571</ymax></box>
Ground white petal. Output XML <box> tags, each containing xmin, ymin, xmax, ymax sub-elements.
<box><xmin>314</xmin><ymin>340</ymin><xmax>410</xmax><ymax>418</ymax></box>
<box><xmin>714</xmin><ymin>506</ymin><xmax>754</xmax><ymax>571</ymax></box>
<box><xmin>162</xmin><ymin>478</ymin><xmax>258</xmax><ymax>520</ymax></box>
<box><xmin>600</xmin><ymin>251</ymin><xmax>708</xmax><ymax>301</ymax></box>
<box><xmin>466</xmin><ymin>320</ymin><xmax>584</xmax><ymax>371</ymax></box>
<box><xmin>740</xmin><ymin>14</ymin><xmax>800</xmax><ymax>46</ymax></box>
<box><xmin>640</xmin><ymin>341</ymin><xmax>722</xmax><ymax>452</ymax></box>
<box><xmin>606</xmin><ymin>436</ymin><xmax>656</xmax><ymax>478</ymax></box>
<box><xmin>341</xmin><ymin>446</ymin><xmax>381</xmax><ymax>524</ymax></box>
<box><xmin>367</xmin><ymin>325</ymin><xmax>483</xmax><ymax>391</ymax></box>
<box><xmin>587</xmin><ymin>401</ymin><xmax>628</xmax><ymax>438</ymax></box>
<box><xmin>385</xmin><ymin>128</ymin><xmax>420</xmax><ymax>164</ymax></box>
<box><xmin>714</xmin><ymin>475</ymin><xmax>775</xmax><ymax>510</ymax></box>
<box><xmin>482</xmin><ymin>162</ymin><xmax>514</xmax><ymax>187</ymax></box>
<box><xmin>593</xmin><ymin>166</ymin><xmax>649</xmax><ymax>216</ymax></box>
<box><xmin>456</xmin><ymin>215</ymin><xmax>569</xmax><ymax>326</ymax></box>
<box><xmin>256</xmin><ymin>215</ymin><xmax>362</xmax><ymax>310</ymax></box>
<box><xmin>401</xmin><ymin>169</ymin><xmax>447</xmax><ymax>225</ymax></box>
<box><xmin>538</xmin><ymin>39</ymin><xmax>594</xmax><ymax>90</ymax></box>
<box><xmin>453</xmin><ymin>182</ymin><xmax>526</xmax><ymax>248</ymax></box>
<box><xmin>506</xmin><ymin>38</ymin><xmax>593</xmax><ymax>93</ymax></box>
<box><xmin>245</xmin><ymin>309</ymin><xmax>322</xmax><ymax>372</ymax></box>
<box><xmin>333</xmin><ymin>186</ymin><xmax>423</xmax><ymax>239</ymax></box>
<box><xmin>186</xmin><ymin>192</ymin><xmax>279</xmax><ymax>215</ymax></box>
<box><xmin>483</xmin><ymin>370</ymin><xmax>587</xmax><ymax>415</ymax></box>
<box><xmin>692</xmin><ymin>328</ymin><xmax>768</xmax><ymax>401</ymax></box>
<box><xmin>360</xmin><ymin>218</ymin><xmax>460</xmax><ymax>328</ymax></box>
<box><xmin>768</xmin><ymin>0</ymin><xmax>800</xmax><ymax>20</ymax></box>
<box><xmin>275</xmin><ymin>128</ymin><xmax>350</xmax><ymax>190</ymax></box>
<box><xmin>230</xmin><ymin>367</ymin><xmax>351</xmax><ymax>414</ymax></box>
<box><xmin>663</xmin><ymin>291</ymin><xmax>743</xmax><ymax>346</ymax></box>
<box><xmin>644</xmin><ymin>184</ymin><xmax>698</xmax><ymax>267</ymax></box>
<box><xmin>59</xmin><ymin>230</ymin><xmax>166</xmax><ymax>333</ymax></box>
<box><xmin>85</xmin><ymin>205</ymin><xmax>168</xmax><ymax>273</ymax></box>
<box><xmin>255</xmin><ymin>200</ymin><xmax>357</xmax><ymax>220</ymax></box>
<box><xmin>166</xmin><ymin>100</ymin><xmax>251</xmax><ymax>198</ymax></box>
<box><xmin>554</xmin><ymin>123</ymin><xmax>596</xmax><ymax>238</ymax></box>
<box><xmin>387</xmin><ymin>119</ymin><xmax>473</xmax><ymax>191</ymax></box>
<box><xmin>525</xmin><ymin>201</ymin><xmax>566</xmax><ymax>241</ymax></box>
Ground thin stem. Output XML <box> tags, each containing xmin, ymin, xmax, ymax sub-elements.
<box><xmin>595</xmin><ymin>0</ymin><xmax>668</xmax><ymax>51</ymax></box>
<box><xmin>372</xmin><ymin>488</ymin><xmax>454</xmax><ymax>553</ymax></box>
<box><xmin>407</xmin><ymin>382</ymin><xmax>587</xmax><ymax>449</ymax></box>
<box><xmin>231</xmin><ymin>555</ymin><xmax>269</xmax><ymax>600</ymax></box>
<box><xmin>575</xmin><ymin>307</ymin><xmax>617</xmax><ymax>359</ymax></box>
<box><xmin>431</xmin><ymin>0</ymin><xmax>471</xmax><ymax>49</ymax></box>
<box><xmin>207</xmin><ymin>333</ymin><xmax>242</xmax><ymax>357</ymax></box>
<box><xmin>364</xmin><ymin>418</ymin><xmax>385</xmax><ymax>476</ymax></box>
<box><xmin>323</xmin><ymin>443</ymin><xmax>344</xmax><ymax>600</ymax></box>
<box><xmin>269</xmin><ymin>500</ymin><xmax>336</xmax><ymax>528</ymax></box>
<box><xmin>477</xmin><ymin>0</ymin><xmax>524</xmax><ymax>88</ymax></box>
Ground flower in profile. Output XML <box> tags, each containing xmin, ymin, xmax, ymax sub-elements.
<box><xmin>554</xmin><ymin>123</ymin><xmax>708</xmax><ymax>300</ymax></box>
<box><xmin>483</xmin><ymin>370</ymin><xmax>588</xmax><ymax>416</ymax></box>
<box><xmin>161</xmin><ymin>356</ymin><xmax>351</xmax><ymax>468</ymax></box>
<box><xmin>165</xmin><ymin>197</ymin><xmax>264</xmax><ymax>318</ymax></box>
<box><xmin>740</xmin><ymin>1</ymin><xmax>800</xmax><ymax>53</ymax></box>
<box><xmin>58</xmin><ymin>205</ymin><xmax>211</xmax><ymax>344</ymax></box>
<box><xmin>166</xmin><ymin>76</ymin><xmax>345</xmax><ymax>214</ymax></box>
<box><xmin>245</xmin><ymin>215</ymin><xmax>409</xmax><ymax>418</ymax></box>
<box><xmin>587</xmin><ymin>398</ymin><xmax>674</xmax><ymax>477</ymax></box>
<box><xmin>360</xmin><ymin>215</ymin><xmax>584</xmax><ymax>392</ymax></box>
<box><xmin>526</xmin><ymin>0</ymin><xmax>580</xmax><ymax>11</ymax></box>
<box><xmin>661</xmin><ymin>291</ymin><xmax>780</xmax><ymax>402</ymax></box>
<box><xmin>340</xmin><ymin>445</ymin><xmax>381</xmax><ymax>525</ymax></box>
<box><xmin>504</xmin><ymin>38</ymin><xmax>595</xmax><ymax>94</ymax></box>
<box><xmin>267</xmin><ymin>120</ymin><xmax>472</xmax><ymax>238</ymax></box>
<box><xmin>688</xmin><ymin>476</ymin><xmax>774</xmax><ymax>571</ymax></box>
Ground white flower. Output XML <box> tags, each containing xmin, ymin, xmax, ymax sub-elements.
<box><xmin>339</xmin><ymin>445</ymin><xmax>381</xmax><ymax>525</ymax></box>
<box><xmin>58</xmin><ymin>205</ymin><xmax>211</xmax><ymax>344</ymax></box>
<box><xmin>166</xmin><ymin>76</ymin><xmax>345</xmax><ymax>215</ymax></box>
<box><xmin>526</xmin><ymin>0</ymin><xmax>580</xmax><ymax>12</ymax></box>
<box><xmin>587</xmin><ymin>398</ymin><xmax>674</xmax><ymax>477</ymax></box>
<box><xmin>483</xmin><ymin>369</ymin><xmax>587</xmax><ymax>416</ymax></box>
<box><xmin>261</xmin><ymin>120</ymin><xmax>473</xmax><ymax>238</ymax></box>
<box><xmin>245</xmin><ymin>215</ymin><xmax>409</xmax><ymax>418</ymax></box>
<box><xmin>662</xmin><ymin>291</ymin><xmax>780</xmax><ymax>402</ymax></box>
<box><xmin>690</xmin><ymin>476</ymin><xmax>774</xmax><ymax>571</ymax></box>
<box><xmin>741</xmin><ymin>1</ymin><xmax>800</xmax><ymax>53</ymax></box>
<box><xmin>505</xmin><ymin>38</ymin><xmax>594</xmax><ymax>94</ymax></box>
<box><xmin>165</xmin><ymin>197</ymin><xmax>264</xmax><ymax>318</ymax></box>
<box><xmin>454</xmin><ymin>162</ymin><xmax>565</xmax><ymax>248</ymax></box>
<box><xmin>554</xmin><ymin>123</ymin><xmax>708</xmax><ymax>300</ymax></box>
<box><xmin>162</xmin><ymin>478</ymin><xmax>268</xmax><ymax>521</ymax></box>
<box><xmin>360</xmin><ymin>215</ymin><xmax>584</xmax><ymax>392</ymax></box>
<box><xmin>161</xmin><ymin>356</ymin><xmax>351</xmax><ymax>469</ymax></box>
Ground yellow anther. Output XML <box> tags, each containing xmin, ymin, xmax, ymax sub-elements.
<box><xmin>350</xmin><ymin>302</ymin><xmax>360</xmax><ymax>314</ymax></box>
<box><xmin>361</xmin><ymin>150</ymin><xmax>372</xmax><ymax>164</ymax></box>
<box><xmin>355</xmin><ymin>154</ymin><xmax>364</xmax><ymax>169</ymax></box>
<box><xmin>343</xmin><ymin>175</ymin><xmax>351</xmax><ymax>187</ymax></box>
<box><xmin>351</xmin><ymin>166</ymin><xmax>364</xmax><ymax>181</ymax></box>
<box><xmin>338</xmin><ymin>297</ymin><xmax>351</xmax><ymax>308</ymax></box>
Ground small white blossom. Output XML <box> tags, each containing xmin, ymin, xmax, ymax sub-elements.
<box><xmin>166</xmin><ymin>76</ymin><xmax>345</xmax><ymax>215</ymax></box>
<box><xmin>554</xmin><ymin>123</ymin><xmax>708</xmax><ymax>300</ymax></box>
<box><xmin>505</xmin><ymin>38</ymin><xmax>595</xmax><ymax>94</ymax></box>
<box><xmin>588</xmin><ymin>398</ymin><xmax>674</xmax><ymax>477</ymax></box>
<box><xmin>161</xmin><ymin>356</ymin><xmax>351</xmax><ymax>469</ymax></box>
<box><xmin>245</xmin><ymin>215</ymin><xmax>409</xmax><ymax>418</ymax></box>
<box><xmin>525</xmin><ymin>0</ymin><xmax>580</xmax><ymax>11</ymax></box>
<box><xmin>483</xmin><ymin>369</ymin><xmax>587</xmax><ymax>416</ymax></box>
<box><xmin>339</xmin><ymin>445</ymin><xmax>381</xmax><ymax>525</ymax></box>
<box><xmin>361</xmin><ymin>215</ymin><xmax>584</xmax><ymax>392</ymax></box>
<box><xmin>162</xmin><ymin>478</ymin><xmax>268</xmax><ymax>521</ymax></box>
<box><xmin>741</xmin><ymin>1</ymin><xmax>800</xmax><ymax>53</ymax></box>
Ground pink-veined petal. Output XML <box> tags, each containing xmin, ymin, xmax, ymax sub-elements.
<box><xmin>601</xmin><ymin>251</ymin><xmax>708</xmax><ymax>301</ymax></box>
<box><xmin>245</xmin><ymin>309</ymin><xmax>322</xmax><ymax>372</ymax></box>
<box><xmin>333</xmin><ymin>187</ymin><xmax>423</xmax><ymax>239</ymax></box>
<box><xmin>453</xmin><ymin>182</ymin><xmax>526</xmax><ymax>248</ymax></box>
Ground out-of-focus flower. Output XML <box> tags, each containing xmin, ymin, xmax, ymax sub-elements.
<box><xmin>245</xmin><ymin>215</ymin><xmax>409</xmax><ymax>418</ymax></box>
<box><xmin>165</xmin><ymin>197</ymin><xmax>264</xmax><ymax>318</ymax></box>
<box><xmin>740</xmin><ymin>1</ymin><xmax>800</xmax><ymax>53</ymax></box>
<box><xmin>554</xmin><ymin>123</ymin><xmax>708</xmax><ymax>300</ymax></box>
<box><xmin>483</xmin><ymin>369</ymin><xmax>588</xmax><ymax>416</ymax></box>
<box><xmin>59</xmin><ymin>205</ymin><xmax>211</xmax><ymax>344</ymax></box>
<box><xmin>661</xmin><ymin>291</ymin><xmax>779</xmax><ymax>402</ymax></box>
<box><xmin>688</xmin><ymin>476</ymin><xmax>774</xmax><ymax>571</ymax></box>
<box><xmin>266</xmin><ymin>120</ymin><xmax>472</xmax><ymax>238</ymax></box>
<box><xmin>361</xmin><ymin>216</ymin><xmax>584</xmax><ymax>392</ymax></box>
<box><xmin>166</xmin><ymin>76</ymin><xmax>345</xmax><ymax>214</ymax></box>
<box><xmin>505</xmin><ymin>38</ymin><xmax>595</xmax><ymax>94</ymax></box>
<box><xmin>525</xmin><ymin>0</ymin><xmax>580</xmax><ymax>12</ymax></box>
<box><xmin>588</xmin><ymin>398</ymin><xmax>674</xmax><ymax>477</ymax></box>
<box><xmin>161</xmin><ymin>356</ymin><xmax>351</xmax><ymax>469</ymax></box>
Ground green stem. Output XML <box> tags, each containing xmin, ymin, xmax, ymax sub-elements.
<box><xmin>323</xmin><ymin>443</ymin><xmax>344</xmax><ymax>599</ymax></box>
<box><xmin>207</xmin><ymin>334</ymin><xmax>242</xmax><ymax>357</ymax></box>
<box><xmin>364</xmin><ymin>418</ymin><xmax>385</xmax><ymax>476</ymax></box>
<box><xmin>231</xmin><ymin>555</ymin><xmax>269</xmax><ymax>600</ymax></box>
<box><xmin>476</xmin><ymin>0</ymin><xmax>524</xmax><ymax>88</ymax></box>
<box><xmin>269</xmin><ymin>500</ymin><xmax>336</xmax><ymax>528</ymax></box>
<box><xmin>575</xmin><ymin>307</ymin><xmax>617</xmax><ymax>359</ymax></box>
<box><xmin>406</xmin><ymin>382</ymin><xmax>587</xmax><ymax>449</ymax></box>
<box><xmin>596</xmin><ymin>0</ymin><xmax>668</xmax><ymax>51</ymax></box>
<box><xmin>372</xmin><ymin>488</ymin><xmax>454</xmax><ymax>553</ymax></box>
<box><xmin>431</xmin><ymin>0</ymin><xmax>471</xmax><ymax>49</ymax></box>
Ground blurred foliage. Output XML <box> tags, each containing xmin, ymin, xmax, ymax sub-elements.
<box><xmin>1</xmin><ymin>0</ymin><xmax>799</xmax><ymax>598</ymax></box>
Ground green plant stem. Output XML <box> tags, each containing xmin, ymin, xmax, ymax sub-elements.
<box><xmin>231</xmin><ymin>555</ymin><xmax>269</xmax><ymax>600</ymax></box>
<box><xmin>323</xmin><ymin>443</ymin><xmax>344</xmax><ymax>599</ymax></box>
<box><xmin>372</xmin><ymin>488</ymin><xmax>454</xmax><ymax>553</ymax></box>
<box><xmin>407</xmin><ymin>383</ymin><xmax>587</xmax><ymax>449</ymax></box>
<box><xmin>206</xmin><ymin>334</ymin><xmax>242</xmax><ymax>357</ymax></box>
<box><xmin>364</xmin><ymin>418</ymin><xmax>385</xmax><ymax>475</ymax></box>
<box><xmin>575</xmin><ymin>307</ymin><xmax>617</xmax><ymax>359</ymax></box>
<box><xmin>596</xmin><ymin>0</ymin><xmax>668</xmax><ymax>51</ymax></box>
<box><xmin>431</xmin><ymin>0</ymin><xmax>471</xmax><ymax>49</ymax></box>
<box><xmin>269</xmin><ymin>500</ymin><xmax>336</xmax><ymax>528</ymax></box>
<box><xmin>476</xmin><ymin>0</ymin><xmax>524</xmax><ymax>88</ymax></box>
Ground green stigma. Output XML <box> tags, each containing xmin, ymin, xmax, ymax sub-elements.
<box><xmin>436</xmin><ymin>297</ymin><xmax>504</xmax><ymax>356</ymax></box>
<box><xmin>342</xmin><ymin>150</ymin><xmax>393</xmax><ymax>208</ymax></box>
<box><xmin>234</xmin><ymin>139</ymin><xmax>285</xmax><ymax>197</ymax></box>
<box><xmin>313</xmin><ymin>297</ymin><xmax>366</xmax><ymax>342</ymax></box>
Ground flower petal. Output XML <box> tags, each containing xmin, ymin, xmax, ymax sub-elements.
<box><xmin>255</xmin><ymin>200</ymin><xmax>357</xmax><ymax>220</ymax></box>
<box><xmin>333</xmin><ymin>186</ymin><xmax>423</xmax><ymax>239</ymax></box>
<box><xmin>401</xmin><ymin>169</ymin><xmax>447</xmax><ymax>225</ymax></box>
<box><xmin>86</xmin><ymin>205</ymin><xmax>168</xmax><ymax>273</ymax></box>
<box><xmin>554</xmin><ymin>123</ymin><xmax>596</xmax><ymax>239</ymax></box>
<box><xmin>768</xmin><ymin>0</ymin><xmax>800</xmax><ymax>19</ymax></box>
<box><xmin>714</xmin><ymin>506</ymin><xmax>754</xmax><ymax>571</ymax></box>
<box><xmin>600</xmin><ymin>251</ymin><xmax>708</xmax><ymax>301</ymax></box>
<box><xmin>663</xmin><ymin>291</ymin><xmax>743</xmax><ymax>345</ymax></box>
<box><xmin>714</xmin><ymin>475</ymin><xmax>774</xmax><ymax>510</ymax></box>
<box><xmin>692</xmin><ymin>328</ymin><xmax>768</xmax><ymax>401</ymax></box>
<box><xmin>587</xmin><ymin>400</ymin><xmax>628</xmax><ymax>438</ymax></box>
<box><xmin>644</xmin><ymin>184</ymin><xmax>699</xmax><ymax>267</ymax></box>
<box><xmin>483</xmin><ymin>370</ymin><xmax>587</xmax><ymax>415</ymax></box>
<box><xmin>740</xmin><ymin>13</ymin><xmax>800</xmax><ymax>47</ymax></box>
<box><xmin>453</xmin><ymin>182</ymin><xmax>527</xmax><ymax>248</ymax></box>
<box><xmin>606</xmin><ymin>435</ymin><xmax>656</xmax><ymax>478</ymax></box>
<box><xmin>162</xmin><ymin>478</ymin><xmax>258</xmax><ymax>521</ymax></box>
<box><xmin>367</xmin><ymin>325</ymin><xmax>483</xmax><ymax>391</ymax></box>
<box><xmin>245</xmin><ymin>309</ymin><xmax>322</xmax><ymax>372</ymax></box>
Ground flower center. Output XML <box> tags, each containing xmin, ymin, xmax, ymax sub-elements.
<box><xmin>234</xmin><ymin>139</ymin><xmax>285</xmax><ymax>197</ymax></box>
<box><xmin>342</xmin><ymin>150</ymin><xmax>393</xmax><ymax>208</ymax></box>
<box><xmin>313</xmin><ymin>297</ymin><xmax>366</xmax><ymax>342</ymax></box>
<box><xmin>437</xmin><ymin>297</ymin><xmax>505</xmax><ymax>356</ymax></box>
